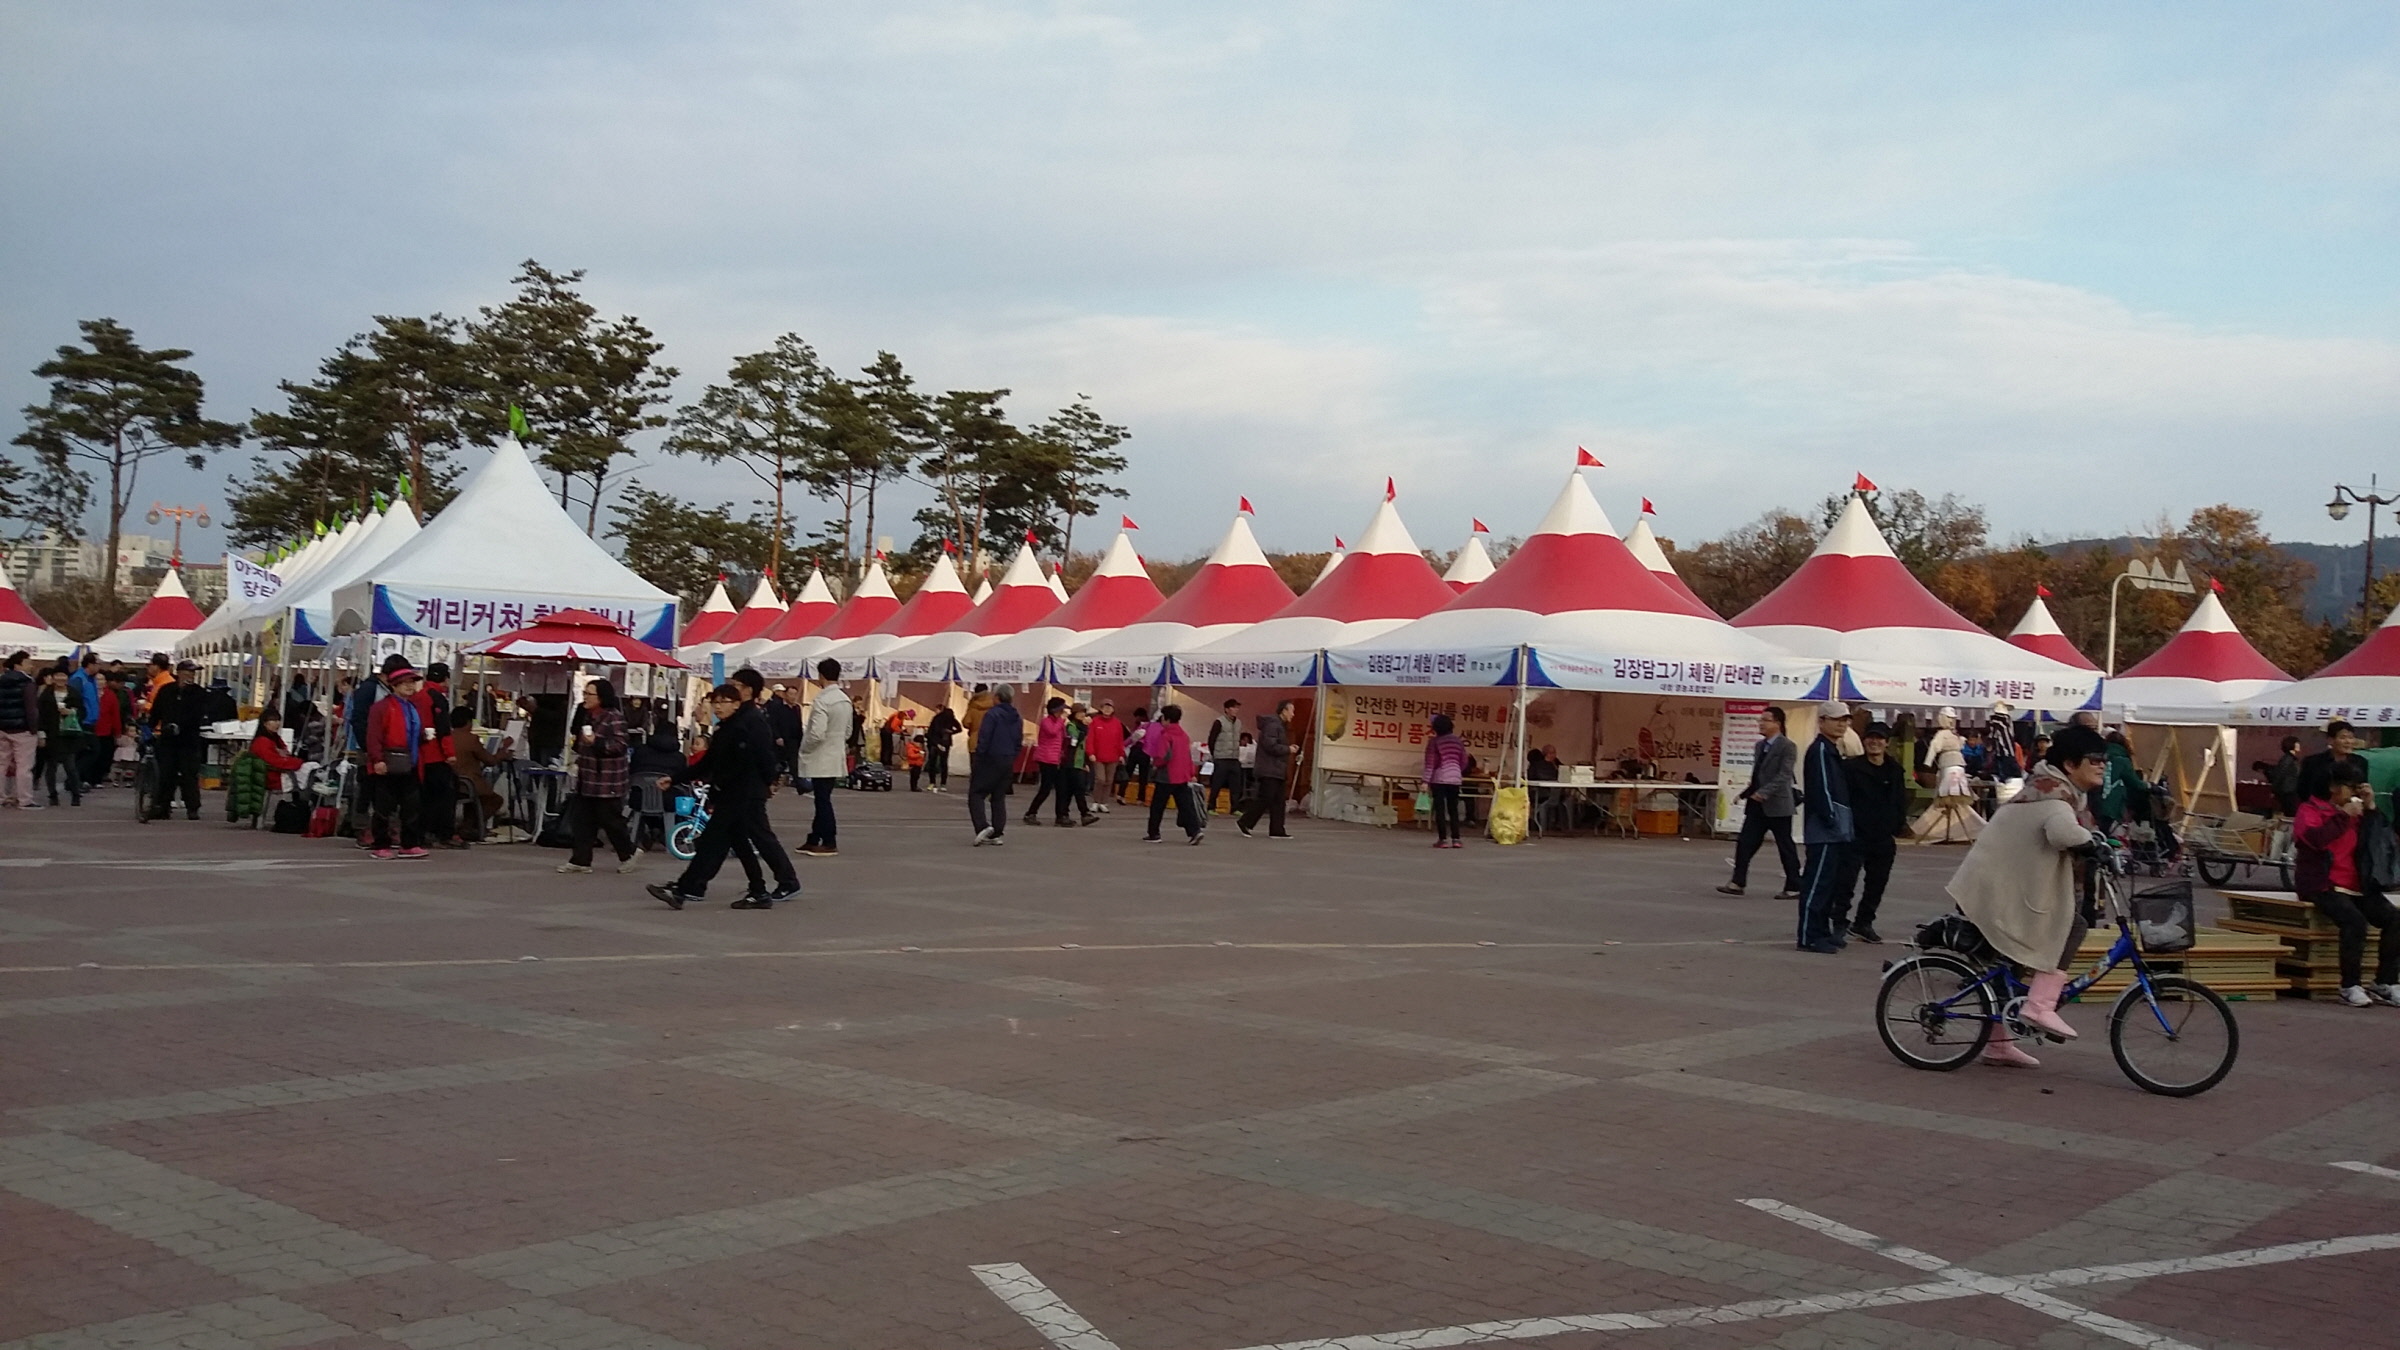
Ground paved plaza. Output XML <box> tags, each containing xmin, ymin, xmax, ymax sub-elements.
<box><xmin>2</xmin><ymin>787</ymin><xmax>2395</xmax><ymax>1350</ymax></box>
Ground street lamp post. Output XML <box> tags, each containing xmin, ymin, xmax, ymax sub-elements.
<box><xmin>2106</xmin><ymin>555</ymin><xmax>2195</xmax><ymax>676</ymax></box>
<box><xmin>2328</xmin><ymin>475</ymin><xmax>2398</xmax><ymax>622</ymax></box>
<box><xmin>144</xmin><ymin>501</ymin><xmax>211</xmax><ymax>567</ymax></box>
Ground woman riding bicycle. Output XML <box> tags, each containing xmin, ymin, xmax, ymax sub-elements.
<box><xmin>1943</xmin><ymin>723</ymin><xmax>2111</xmax><ymax>1068</ymax></box>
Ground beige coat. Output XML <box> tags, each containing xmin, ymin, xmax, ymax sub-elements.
<box><xmin>1944</xmin><ymin>766</ymin><xmax>2092</xmax><ymax>971</ymax></box>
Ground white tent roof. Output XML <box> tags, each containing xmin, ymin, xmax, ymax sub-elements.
<box><xmin>970</xmin><ymin>578</ymin><xmax>994</xmax><ymax>605</ymax></box>
<box><xmin>1442</xmin><ymin>531</ymin><xmax>1494</xmax><ymax>590</ymax></box>
<box><xmin>752</xmin><ymin>558</ymin><xmax>899</xmax><ymax>676</ymax></box>
<box><xmin>1327</xmin><ymin>470</ymin><xmax>1824</xmax><ymax>697</ymax></box>
<box><xmin>266</xmin><ymin>506</ymin><xmax>425</xmax><ymax>648</ymax></box>
<box><xmin>330</xmin><ymin>436</ymin><xmax>675</xmax><ymax>644</ymax></box>
<box><xmin>953</xmin><ymin>530</ymin><xmax>1165</xmax><ymax>686</ymax></box>
<box><xmin>1733</xmin><ymin>494</ymin><xmax>2102</xmax><ymax>711</ymax></box>
<box><xmin>2104</xmin><ymin>591</ymin><xmax>2295</xmax><ymax>723</ymax></box>
<box><xmin>184</xmin><ymin>514</ymin><xmax>366</xmax><ymax>653</ymax></box>
<box><xmin>0</xmin><ymin>566</ymin><xmax>73</xmax><ymax>658</ymax></box>
<box><xmin>822</xmin><ymin>553</ymin><xmax>974</xmax><ymax>676</ymax></box>
<box><xmin>2237</xmin><ymin>600</ymin><xmax>2400</xmax><ymax>724</ymax></box>
<box><xmin>1050</xmin><ymin>514</ymin><xmax>1295</xmax><ymax>686</ymax></box>
<box><xmin>1179</xmin><ymin>497</ymin><xmax>1453</xmax><ymax>687</ymax></box>
<box><xmin>877</xmin><ymin>543</ymin><xmax>1060</xmax><ymax>681</ymax></box>
<box><xmin>721</xmin><ymin>568</ymin><xmax>840</xmax><ymax>668</ymax></box>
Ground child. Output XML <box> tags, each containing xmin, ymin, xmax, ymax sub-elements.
<box><xmin>2293</xmin><ymin>759</ymin><xmax>2400</xmax><ymax>1008</ymax></box>
<box><xmin>905</xmin><ymin>732</ymin><xmax>927</xmax><ymax>791</ymax></box>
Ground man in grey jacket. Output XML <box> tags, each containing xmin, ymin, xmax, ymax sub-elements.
<box><xmin>1719</xmin><ymin>705</ymin><xmax>1801</xmax><ymax>898</ymax></box>
<box><xmin>796</xmin><ymin>658</ymin><xmax>853</xmax><ymax>857</ymax></box>
<box><xmin>1236</xmin><ymin>701</ymin><xmax>1295</xmax><ymax>839</ymax></box>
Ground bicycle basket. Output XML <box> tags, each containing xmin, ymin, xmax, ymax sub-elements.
<box><xmin>1914</xmin><ymin>912</ymin><xmax>1996</xmax><ymax>962</ymax></box>
<box><xmin>2130</xmin><ymin>880</ymin><xmax>2196</xmax><ymax>954</ymax></box>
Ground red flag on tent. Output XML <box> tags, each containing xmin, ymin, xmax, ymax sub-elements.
<box><xmin>1854</xmin><ymin>472</ymin><xmax>1878</xmax><ymax>492</ymax></box>
<box><xmin>1333</xmin><ymin>536</ymin><xmax>1345</xmax><ymax>549</ymax></box>
<box><xmin>940</xmin><ymin>538</ymin><xmax>955</xmax><ymax>553</ymax></box>
<box><xmin>1575</xmin><ymin>446</ymin><xmax>1602</xmax><ymax>467</ymax></box>
<box><xmin>1121</xmin><ymin>514</ymin><xmax>1139</xmax><ymax>530</ymax></box>
<box><xmin>1383</xmin><ymin>477</ymin><xmax>1395</xmax><ymax>502</ymax></box>
<box><xmin>1640</xmin><ymin>497</ymin><xmax>1655</xmax><ymax>515</ymax></box>
<box><xmin>2209</xmin><ymin>576</ymin><xmax>2225</xmax><ymax>594</ymax></box>
<box><xmin>1471</xmin><ymin>518</ymin><xmax>1488</xmax><ymax>533</ymax></box>
<box><xmin>1023</xmin><ymin>528</ymin><xmax>1038</xmax><ymax>545</ymax></box>
<box><xmin>2036</xmin><ymin>584</ymin><xmax>2053</xmax><ymax>598</ymax></box>
<box><xmin>1238</xmin><ymin>496</ymin><xmax>1254</xmax><ymax>515</ymax></box>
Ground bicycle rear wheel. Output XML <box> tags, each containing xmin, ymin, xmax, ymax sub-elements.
<box><xmin>1876</xmin><ymin>953</ymin><xmax>1994</xmax><ymax>1070</ymax></box>
<box><xmin>2110</xmin><ymin>974</ymin><xmax>2238</xmax><ymax>1097</ymax></box>
<box><xmin>133</xmin><ymin>757</ymin><xmax>157</xmax><ymax>823</ymax></box>
<box><xmin>668</xmin><ymin>818</ymin><xmax>701</xmax><ymax>860</ymax></box>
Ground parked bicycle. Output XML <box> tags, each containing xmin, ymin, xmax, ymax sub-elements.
<box><xmin>1876</xmin><ymin>841</ymin><xmax>2238</xmax><ymax>1096</ymax></box>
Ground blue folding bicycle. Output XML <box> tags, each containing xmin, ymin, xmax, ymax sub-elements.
<box><xmin>1876</xmin><ymin>841</ymin><xmax>2239</xmax><ymax>1096</ymax></box>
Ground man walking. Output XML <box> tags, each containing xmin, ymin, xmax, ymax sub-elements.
<box><xmin>1717</xmin><ymin>705</ymin><xmax>1800</xmax><ymax>898</ymax></box>
<box><xmin>1839</xmin><ymin>720</ymin><xmax>1910</xmax><ymax>944</ymax></box>
<box><xmin>648</xmin><ymin>683</ymin><xmax>801</xmax><ymax>909</ymax></box>
<box><xmin>1795</xmin><ymin>700</ymin><xmax>1857</xmax><ymax>953</ymax></box>
<box><xmin>796</xmin><ymin>659</ymin><xmax>852</xmax><ymax>857</ymax></box>
<box><xmin>1202</xmin><ymin>698</ymin><xmax>1244</xmax><ymax>816</ymax></box>
<box><xmin>970</xmin><ymin>684</ymin><xmax>1024</xmax><ymax>845</ymax></box>
<box><xmin>1236</xmin><ymin>700</ymin><xmax>1295</xmax><ymax>838</ymax></box>
<box><xmin>0</xmin><ymin>652</ymin><xmax>38</xmax><ymax>809</ymax></box>
<box><xmin>145</xmin><ymin>660</ymin><xmax>210</xmax><ymax>821</ymax></box>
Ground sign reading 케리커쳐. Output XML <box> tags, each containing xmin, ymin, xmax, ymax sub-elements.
<box><xmin>368</xmin><ymin>583</ymin><xmax>677</xmax><ymax>649</ymax></box>
<box><xmin>226</xmin><ymin>555</ymin><xmax>284</xmax><ymax>605</ymax></box>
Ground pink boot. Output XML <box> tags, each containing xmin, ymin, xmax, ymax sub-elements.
<box><xmin>2023</xmin><ymin>970</ymin><xmax>2079</xmax><ymax>1041</ymax></box>
<box><xmin>1982</xmin><ymin>1035</ymin><xmax>2041</xmax><ymax>1068</ymax></box>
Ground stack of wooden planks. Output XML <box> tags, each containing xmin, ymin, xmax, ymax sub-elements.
<box><xmin>2071</xmin><ymin>924</ymin><xmax>2287</xmax><ymax>999</ymax></box>
<box><xmin>2217</xmin><ymin>890</ymin><xmax>2385</xmax><ymax>998</ymax></box>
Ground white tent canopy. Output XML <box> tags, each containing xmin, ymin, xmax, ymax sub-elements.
<box><xmin>331</xmin><ymin>436</ymin><xmax>676</xmax><ymax>646</ymax></box>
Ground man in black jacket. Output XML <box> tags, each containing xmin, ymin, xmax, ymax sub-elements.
<box><xmin>2299</xmin><ymin>720</ymin><xmax>2363</xmax><ymax>805</ymax></box>
<box><xmin>1236</xmin><ymin>701</ymin><xmax>1295</xmax><ymax>839</ymax></box>
<box><xmin>146</xmin><ymin>660</ymin><xmax>209</xmax><ymax>821</ymax></box>
<box><xmin>647</xmin><ymin>684</ymin><xmax>799</xmax><ymax>910</ymax></box>
<box><xmin>969</xmin><ymin>685</ymin><xmax>1024</xmax><ymax>845</ymax></box>
<box><xmin>1837</xmin><ymin>721</ymin><xmax>1911</xmax><ymax>944</ymax></box>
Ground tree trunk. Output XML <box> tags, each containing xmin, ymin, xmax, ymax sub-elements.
<box><xmin>768</xmin><ymin>452</ymin><xmax>785</xmax><ymax>580</ymax></box>
<box><xmin>405</xmin><ymin>407</ymin><xmax>425</xmax><ymax>522</ymax></box>
<box><xmin>863</xmin><ymin>473</ymin><xmax>879</xmax><ymax>578</ymax></box>
<box><xmin>103</xmin><ymin>430</ymin><xmax>126</xmax><ymax>598</ymax></box>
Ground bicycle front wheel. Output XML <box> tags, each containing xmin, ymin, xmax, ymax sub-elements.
<box><xmin>2110</xmin><ymin>974</ymin><xmax>2238</xmax><ymax>1097</ymax></box>
<box><xmin>133</xmin><ymin>759</ymin><xmax>157</xmax><ymax>824</ymax></box>
<box><xmin>668</xmin><ymin>819</ymin><xmax>701</xmax><ymax>860</ymax></box>
<box><xmin>1876</xmin><ymin>953</ymin><xmax>1994</xmax><ymax>1070</ymax></box>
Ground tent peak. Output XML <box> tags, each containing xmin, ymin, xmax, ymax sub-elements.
<box><xmin>1530</xmin><ymin>471</ymin><xmax>1617</xmax><ymax>539</ymax></box>
<box><xmin>1812</xmin><ymin>494</ymin><xmax>1898</xmax><ymax>560</ymax></box>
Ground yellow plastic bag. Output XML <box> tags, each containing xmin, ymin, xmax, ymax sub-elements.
<box><xmin>1488</xmin><ymin>786</ymin><xmax>1529</xmax><ymax>845</ymax></box>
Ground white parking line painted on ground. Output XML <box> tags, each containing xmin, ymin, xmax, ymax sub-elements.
<box><xmin>976</xmin><ymin>1201</ymin><xmax>2400</xmax><ymax>1350</ymax></box>
<box><xmin>970</xmin><ymin>1263</ymin><xmax>1125</xmax><ymax>1350</ymax></box>
<box><xmin>2334</xmin><ymin>1159</ymin><xmax>2400</xmax><ymax>1180</ymax></box>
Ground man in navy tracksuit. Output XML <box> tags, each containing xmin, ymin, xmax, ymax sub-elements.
<box><xmin>1795</xmin><ymin>699</ymin><xmax>1856</xmax><ymax>953</ymax></box>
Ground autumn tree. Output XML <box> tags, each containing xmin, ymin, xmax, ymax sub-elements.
<box><xmin>607</xmin><ymin>485</ymin><xmax>788</xmax><ymax>613</ymax></box>
<box><xmin>12</xmin><ymin>319</ymin><xmax>245</xmax><ymax>596</ymax></box>
<box><xmin>663</xmin><ymin>334</ymin><xmax>831</xmax><ymax>580</ymax></box>
<box><xmin>1667</xmin><ymin>510</ymin><xmax>1818</xmax><ymax>618</ymax></box>
<box><xmin>1029</xmin><ymin>397</ymin><xmax>1130</xmax><ymax>561</ymax></box>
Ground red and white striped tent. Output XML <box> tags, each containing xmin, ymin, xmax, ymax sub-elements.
<box><xmin>1327</xmin><ymin>468</ymin><xmax>1824</xmax><ymax>697</ymax></box>
<box><xmin>2239</xmin><ymin>601</ymin><xmax>2400</xmax><ymax>725</ymax></box>
<box><xmin>824</xmin><ymin>552</ymin><xmax>975</xmax><ymax>679</ymax></box>
<box><xmin>1732</xmin><ymin>495</ymin><xmax>2101</xmax><ymax>711</ymax></box>
<box><xmin>0</xmin><ymin>568</ymin><xmax>73</xmax><ymax>658</ymax></box>
<box><xmin>675</xmin><ymin>579</ymin><xmax>737</xmax><ymax>654</ymax></box>
<box><xmin>88</xmin><ymin>569</ymin><xmax>207</xmax><ymax>662</ymax></box>
<box><xmin>713</xmin><ymin>576</ymin><xmax>786</xmax><ymax>648</ymax></box>
<box><xmin>955</xmin><ymin>529</ymin><xmax>1165</xmax><ymax>686</ymax></box>
<box><xmin>755</xmin><ymin>558</ymin><xmax>900</xmax><ymax>677</ymax></box>
<box><xmin>1179</xmin><ymin>493</ymin><xmax>1455</xmax><ymax>686</ymax></box>
<box><xmin>878</xmin><ymin>542</ymin><xmax>1063</xmax><ymax>682</ymax></box>
<box><xmin>722</xmin><ymin>567</ymin><xmax>839</xmax><ymax>668</ymax></box>
<box><xmin>2104</xmin><ymin>591</ymin><xmax>2293</xmax><ymax>723</ymax></box>
<box><xmin>1441</xmin><ymin>528</ymin><xmax>1494</xmax><ymax>592</ymax></box>
<box><xmin>2006</xmin><ymin>594</ymin><xmax>2097</xmax><ymax>671</ymax></box>
<box><xmin>1051</xmin><ymin>512</ymin><xmax>1296</xmax><ymax>686</ymax></box>
<box><xmin>466</xmin><ymin>608</ymin><xmax>684</xmax><ymax>667</ymax></box>
<box><xmin>1622</xmin><ymin>517</ymin><xmax>1716</xmax><ymax>617</ymax></box>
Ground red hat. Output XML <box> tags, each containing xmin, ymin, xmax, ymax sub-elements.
<box><xmin>386</xmin><ymin>666</ymin><xmax>421</xmax><ymax>684</ymax></box>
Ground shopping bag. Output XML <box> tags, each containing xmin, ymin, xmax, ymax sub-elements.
<box><xmin>1412</xmin><ymin>790</ymin><xmax>1433</xmax><ymax>815</ymax></box>
<box><xmin>304</xmin><ymin>805</ymin><xmax>338</xmax><ymax>838</ymax></box>
<box><xmin>1488</xmin><ymin>786</ymin><xmax>1530</xmax><ymax>845</ymax></box>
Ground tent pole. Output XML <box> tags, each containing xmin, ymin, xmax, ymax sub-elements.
<box><xmin>1511</xmin><ymin>645</ymin><xmax>1530</xmax><ymax>788</ymax></box>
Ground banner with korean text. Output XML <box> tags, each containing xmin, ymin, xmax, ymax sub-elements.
<box><xmin>226</xmin><ymin>555</ymin><xmax>284</xmax><ymax>606</ymax></box>
<box><xmin>369</xmin><ymin>583</ymin><xmax>676</xmax><ymax>649</ymax></box>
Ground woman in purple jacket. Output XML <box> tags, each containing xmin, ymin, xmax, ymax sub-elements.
<box><xmin>1423</xmin><ymin>713</ymin><xmax>1469</xmax><ymax>848</ymax></box>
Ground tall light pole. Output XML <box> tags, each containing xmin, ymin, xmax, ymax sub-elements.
<box><xmin>2328</xmin><ymin>475</ymin><xmax>2398</xmax><ymax>622</ymax></box>
<box><xmin>2106</xmin><ymin>555</ymin><xmax>2195</xmax><ymax>676</ymax></box>
<box><xmin>144</xmin><ymin>501</ymin><xmax>211</xmax><ymax>567</ymax></box>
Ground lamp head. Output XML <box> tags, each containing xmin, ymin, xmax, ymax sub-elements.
<box><xmin>2329</xmin><ymin>496</ymin><xmax>2352</xmax><ymax>522</ymax></box>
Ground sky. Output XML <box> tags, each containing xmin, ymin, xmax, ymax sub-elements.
<box><xmin>4</xmin><ymin>2</ymin><xmax>2398</xmax><ymax>572</ymax></box>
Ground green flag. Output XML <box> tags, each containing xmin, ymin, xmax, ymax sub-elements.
<box><xmin>396</xmin><ymin>473</ymin><xmax>413</xmax><ymax>500</ymax></box>
<box><xmin>312</xmin><ymin>519</ymin><xmax>326</xmax><ymax>537</ymax></box>
<box><xmin>373</xmin><ymin>490</ymin><xmax>389</xmax><ymax>512</ymax></box>
<box><xmin>509</xmin><ymin>404</ymin><xmax>532</xmax><ymax>441</ymax></box>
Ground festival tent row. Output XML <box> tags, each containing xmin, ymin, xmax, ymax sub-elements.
<box><xmin>2238</xmin><ymin>603</ymin><xmax>2400</xmax><ymax>725</ymax></box>
<box><xmin>2102</xmin><ymin>590</ymin><xmax>2293</xmax><ymax>725</ymax></box>
<box><xmin>822</xmin><ymin>552</ymin><xmax>976</xmax><ymax>679</ymax></box>
<box><xmin>2005</xmin><ymin>594</ymin><xmax>2097</xmax><ymax>671</ymax></box>
<box><xmin>0</xmin><ymin>568</ymin><xmax>74</xmax><ymax>658</ymax></box>
<box><xmin>676</xmin><ymin>580</ymin><xmax>738</xmax><ymax>652</ymax></box>
<box><xmin>876</xmin><ymin>542</ymin><xmax>1062</xmax><ymax>683</ymax></box>
<box><xmin>953</xmin><ymin>530</ymin><xmax>1167</xmax><ymax>686</ymax></box>
<box><xmin>723</xmin><ymin>568</ymin><xmax>839</xmax><ymax>669</ymax></box>
<box><xmin>750</xmin><ymin>559</ymin><xmax>899</xmax><ymax>677</ymax></box>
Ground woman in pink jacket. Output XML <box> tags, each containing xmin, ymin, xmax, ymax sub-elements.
<box><xmin>1423</xmin><ymin>713</ymin><xmax>1469</xmax><ymax>849</ymax></box>
<box><xmin>1144</xmin><ymin>705</ymin><xmax>1202</xmax><ymax>843</ymax></box>
<box><xmin>1024</xmin><ymin>697</ymin><xmax>1071</xmax><ymax>826</ymax></box>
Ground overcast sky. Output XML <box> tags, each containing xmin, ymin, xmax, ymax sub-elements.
<box><xmin>5</xmin><ymin>2</ymin><xmax>2397</xmax><ymax>570</ymax></box>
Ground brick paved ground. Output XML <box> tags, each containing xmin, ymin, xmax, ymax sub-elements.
<box><xmin>2</xmin><ymin>783</ymin><xmax>2395</xmax><ymax>1350</ymax></box>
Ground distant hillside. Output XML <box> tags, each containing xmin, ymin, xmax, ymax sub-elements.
<box><xmin>2041</xmin><ymin>536</ymin><xmax>2370</xmax><ymax>625</ymax></box>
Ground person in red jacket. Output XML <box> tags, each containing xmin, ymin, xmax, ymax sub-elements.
<box><xmin>1086</xmin><ymin>699</ymin><xmax>1125</xmax><ymax>813</ymax></box>
<box><xmin>247</xmin><ymin>709</ymin><xmax>306</xmax><ymax>790</ymax></box>
<box><xmin>2293</xmin><ymin>759</ymin><xmax>2400</xmax><ymax>1007</ymax></box>
<box><xmin>363</xmin><ymin>666</ymin><xmax>434</xmax><ymax>859</ymax></box>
